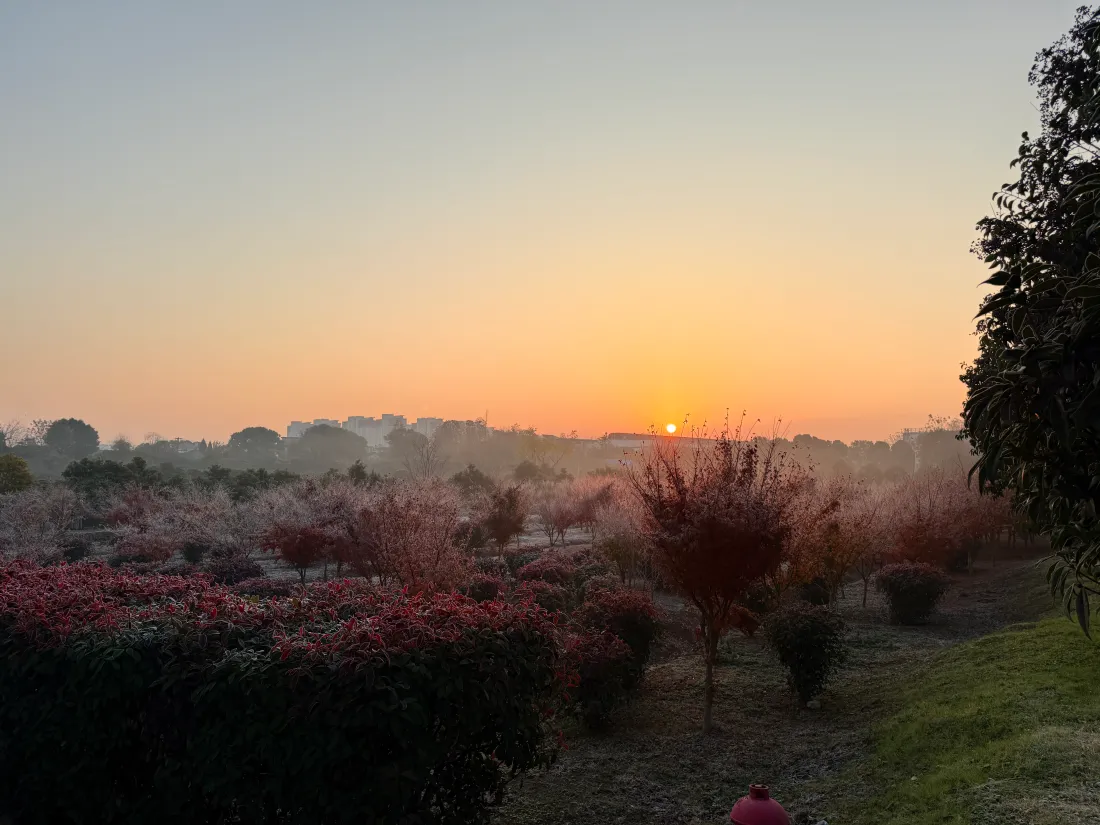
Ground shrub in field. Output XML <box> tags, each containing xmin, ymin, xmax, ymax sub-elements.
<box><xmin>876</xmin><ymin>562</ymin><xmax>950</xmax><ymax>624</ymax></box>
<box><xmin>514</xmin><ymin>579</ymin><xmax>570</xmax><ymax>613</ymax></box>
<box><xmin>482</xmin><ymin>484</ymin><xmax>529</xmax><ymax>551</ymax></box>
<box><xmin>565</xmin><ymin>630</ymin><xmax>637</xmax><ymax>729</ymax></box>
<box><xmin>233</xmin><ymin>576</ymin><xmax>296</xmax><ymax>598</ymax></box>
<box><xmin>765</xmin><ymin>603</ymin><xmax>847</xmax><ymax>704</ymax></box>
<box><xmin>474</xmin><ymin>556</ymin><xmax>507</xmax><ymax>577</ymax></box>
<box><xmin>0</xmin><ymin>562</ymin><xmax>565</xmax><ymax>825</ymax></box>
<box><xmin>454</xmin><ymin>520</ymin><xmax>490</xmax><ymax>552</ymax></box>
<box><xmin>581</xmin><ymin>573</ymin><xmax>623</xmax><ymax>600</ymax></box>
<box><xmin>464</xmin><ymin>573</ymin><xmax>504</xmax><ymax>602</ymax></box>
<box><xmin>202</xmin><ymin>553</ymin><xmax>264</xmax><ymax>585</ymax></box>
<box><xmin>504</xmin><ymin>548</ymin><xmax>540</xmax><ymax>576</ymax></box>
<box><xmin>799</xmin><ymin>576</ymin><xmax>830</xmax><ymax>606</ymax></box>
<box><xmin>560</xmin><ymin>546</ymin><xmax>612</xmax><ymax>582</ymax></box>
<box><xmin>516</xmin><ymin>556</ymin><xmax>576</xmax><ymax>586</ymax></box>
<box><xmin>181</xmin><ymin>540</ymin><xmax>209</xmax><ymax>564</ymax></box>
<box><xmin>574</xmin><ymin>588</ymin><xmax>661</xmax><ymax>668</ymax></box>
<box><xmin>60</xmin><ymin>535</ymin><xmax>92</xmax><ymax>563</ymax></box>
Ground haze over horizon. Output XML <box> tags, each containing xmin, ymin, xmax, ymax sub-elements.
<box><xmin>0</xmin><ymin>1</ymin><xmax>1082</xmax><ymax>444</ymax></box>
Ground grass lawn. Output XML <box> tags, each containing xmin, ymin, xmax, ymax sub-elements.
<box><xmin>835</xmin><ymin>616</ymin><xmax>1100</xmax><ymax>825</ymax></box>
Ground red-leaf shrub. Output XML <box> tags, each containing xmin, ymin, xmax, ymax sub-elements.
<box><xmin>464</xmin><ymin>573</ymin><xmax>504</xmax><ymax>602</ymax></box>
<box><xmin>765</xmin><ymin>602</ymin><xmax>847</xmax><ymax>704</ymax></box>
<box><xmin>516</xmin><ymin>556</ymin><xmax>576</xmax><ymax>586</ymax></box>
<box><xmin>233</xmin><ymin>576</ymin><xmax>297</xmax><ymax>598</ymax></box>
<box><xmin>513</xmin><ymin>579</ymin><xmax>571</xmax><ymax>614</ymax></box>
<box><xmin>876</xmin><ymin>562</ymin><xmax>950</xmax><ymax>624</ymax></box>
<box><xmin>0</xmin><ymin>561</ymin><xmax>567</xmax><ymax>824</ymax></box>
<box><xmin>574</xmin><ymin>588</ymin><xmax>661</xmax><ymax>668</ymax></box>
<box><xmin>564</xmin><ymin>630</ymin><xmax>637</xmax><ymax>729</ymax></box>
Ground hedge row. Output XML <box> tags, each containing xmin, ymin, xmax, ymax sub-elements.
<box><xmin>0</xmin><ymin>562</ymin><xmax>566</xmax><ymax>825</ymax></box>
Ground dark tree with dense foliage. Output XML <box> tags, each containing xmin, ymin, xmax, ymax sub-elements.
<box><xmin>0</xmin><ymin>455</ymin><xmax>33</xmax><ymax>493</ymax></box>
<box><xmin>765</xmin><ymin>603</ymin><xmax>847</xmax><ymax>704</ymax></box>
<box><xmin>62</xmin><ymin>458</ymin><xmax>135</xmax><ymax>508</ymax></box>
<box><xmin>483</xmin><ymin>485</ymin><xmax>528</xmax><ymax>550</ymax></box>
<box><xmin>290</xmin><ymin>424</ymin><xmax>368</xmax><ymax>472</ymax></box>
<box><xmin>227</xmin><ymin>426</ymin><xmax>281</xmax><ymax>461</ymax></box>
<box><xmin>451</xmin><ymin>464</ymin><xmax>495</xmax><ymax>497</ymax></box>
<box><xmin>43</xmin><ymin>419</ymin><xmax>99</xmax><ymax>460</ymax></box>
<box><xmin>961</xmin><ymin>8</ymin><xmax>1100</xmax><ymax>631</ymax></box>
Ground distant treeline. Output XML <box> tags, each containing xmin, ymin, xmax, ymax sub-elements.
<box><xmin>0</xmin><ymin>415</ymin><xmax>975</xmax><ymax>496</ymax></box>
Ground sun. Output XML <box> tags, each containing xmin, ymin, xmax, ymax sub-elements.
<box><xmin>665</xmin><ymin>423</ymin><xmax>677</xmax><ymax>434</ymax></box>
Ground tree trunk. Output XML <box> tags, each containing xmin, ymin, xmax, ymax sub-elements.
<box><xmin>702</xmin><ymin>624</ymin><xmax>718</xmax><ymax>734</ymax></box>
<box><xmin>702</xmin><ymin>654</ymin><xmax>715</xmax><ymax>734</ymax></box>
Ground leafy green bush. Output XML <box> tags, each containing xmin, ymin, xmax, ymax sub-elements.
<box><xmin>181</xmin><ymin>540</ymin><xmax>209</xmax><ymax>564</ymax></box>
<box><xmin>876</xmin><ymin>562</ymin><xmax>950</xmax><ymax>624</ymax></box>
<box><xmin>799</xmin><ymin>576</ymin><xmax>830</xmax><ymax>606</ymax></box>
<box><xmin>581</xmin><ymin>573</ymin><xmax>623</xmax><ymax>600</ymax></box>
<box><xmin>573</xmin><ymin>588</ymin><xmax>661</xmax><ymax>669</ymax></box>
<box><xmin>0</xmin><ymin>562</ymin><xmax>565</xmax><ymax>825</ymax></box>
<box><xmin>464</xmin><ymin>573</ymin><xmax>504</xmax><ymax>602</ymax></box>
<box><xmin>566</xmin><ymin>630</ymin><xmax>637</xmax><ymax>729</ymax></box>
<box><xmin>516</xmin><ymin>556</ymin><xmax>576</xmax><ymax>586</ymax></box>
<box><xmin>202</xmin><ymin>553</ymin><xmax>264</xmax><ymax>585</ymax></box>
<box><xmin>504</xmin><ymin>548</ymin><xmax>540</xmax><ymax>576</ymax></box>
<box><xmin>765</xmin><ymin>602</ymin><xmax>847</xmax><ymax>704</ymax></box>
<box><xmin>232</xmin><ymin>576</ymin><xmax>296</xmax><ymax>598</ymax></box>
<box><xmin>514</xmin><ymin>579</ymin><xmax>571</xmax><ymax>613</ymax></box>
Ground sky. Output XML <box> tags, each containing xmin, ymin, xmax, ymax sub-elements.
<box><xmin>0</xmin><ymin>1</ymin><xmax>1085</xmax><ymax>443</ymax></box>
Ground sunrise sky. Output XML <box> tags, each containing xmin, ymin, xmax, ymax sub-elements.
<box><xmin>0</xmin><ymin>1</ymin><xmax>1083</xmax><ymax>443</ymax></box>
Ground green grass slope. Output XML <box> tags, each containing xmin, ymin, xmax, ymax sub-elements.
<box><xmin>838</xmin><ymin>617</ymin><xmax>1100</xmax><ymax>825</ymax></box>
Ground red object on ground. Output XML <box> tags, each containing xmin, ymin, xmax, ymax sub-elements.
<box><xmin>730</xmin><ymin>784</ymin><xmax>790</xmax><ymax>825</ymax></box>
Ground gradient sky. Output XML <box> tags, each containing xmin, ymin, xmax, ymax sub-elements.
<box><xmin>0</xmin><ymin>1</ymin><xmax>1083</xmax><ymax>443</ymax></box>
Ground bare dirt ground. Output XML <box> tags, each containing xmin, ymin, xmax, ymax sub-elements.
<box><xmin>496</xmin><ymin>551</ymin><xmax>1053</xmax><ymax>825</ymax></box>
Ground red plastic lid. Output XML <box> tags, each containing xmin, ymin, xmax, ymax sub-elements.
<box><xmin>729</xmin><ymin>784</ymin><xmax>790</xmax><ymax>825</ymax></box>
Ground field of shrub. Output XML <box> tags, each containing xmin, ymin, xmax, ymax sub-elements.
<box><xmin>0</xmin><ymin>431</ymin><xmax>1042</xmax><ymax>823</ymax></box>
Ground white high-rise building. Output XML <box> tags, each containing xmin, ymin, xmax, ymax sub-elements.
<box><xmin>413</xmin><ymin>417</ymin><xmax>443</xmax><ymax>438</ymax></box>
<box><xmin>380</xmin><ymin>414</ymin><xmax>407</xmax><ymax>444</ymax></box>
<box><xmin>344</xmin><ymin>416</ymin><xmax>384</xmax><ymax>448</ymax></box>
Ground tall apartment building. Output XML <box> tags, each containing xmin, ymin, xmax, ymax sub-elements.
<box><xmin>412</xmin><ymin>417</ymin><xmax>443</xmax><ymax>438</ymax></box>
<box><xmin>286</xmin><ymin>419</ymin><xmax>341</xmax><ymax>438</ymax></box>
<box><xmin>380</xmin><ymin>414</ymin><xmax>406</xmax><ymax>444</ymax></box>
<box><xmin>343</xmin><ymin>416</ymin><xmax>384</xmax><ymax>448</ymax></box>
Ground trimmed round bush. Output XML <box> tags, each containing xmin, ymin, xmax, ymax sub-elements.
<box><xmin>765</xmin><ymin>603</ymin><xmax>847</xmax><ymax>704</ymax></box>
<box><xmin>202</xmin><ymin>554</ymin><xmax>264</xmax><ymax>585</ymax></box>
<box><xmin>573</xmin><ymin>588</ymin><xmax>661</xmax><ymax>668</ymax></box>
<box><xmin>233</xmin><ymin>576</ymin><xmax>296</xmax><ymax>598</ymax></box>
<box><xmin>876</xmin><ymin>562</ymin><xmax>950</xmax><ymax>624</ymax></box>
<box><xmin>181</xmin><ymin>541</ymin><xmax>209</xmax><ymax>565</ymax></box>
<box><xmin>798</xmin><ymin>576</ymin><xmax>830</xmax><ymax>606</ymax></box>
<box><xmin>566</xmin><ymin>630</ymin><xmax>636</xmax><ymax>729</ymax></box>
<box><xmin>513</xmin><ymin>580</ymin><xmax>570</xmax><ymax>613</ymax></box>
<box><xmin>515</xmin><ymin>556</ymin><xmax>576</xmax><ymax>586</ymax></box>
<box><xmin>503</xmin><ymin>548</ymin><xmax>540</xmax><ymax>577</ymax></box>
<box><xmin>60</xmin><ymin>536</ymin><xmax>92</xmax><ymax>563</ymax></box>
<box><xmin>581</xmin><ymin>573</ymin><xmax>623</xmax><ymax>600</ymax></box>
<box><xmin>464</xmin><ymin>573</ymin><xmax>504</xmax><ymax>602</ymax></box>
<box><xmin>473</xmin><ymin>556</ymin><xmax>506</xmax><ymax>577</ymax></box>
